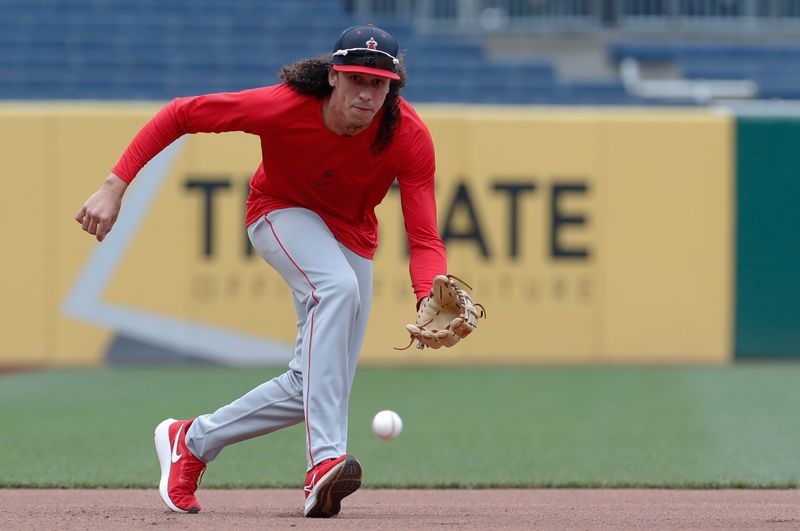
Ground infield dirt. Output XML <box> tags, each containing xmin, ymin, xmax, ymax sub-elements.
<box><xmin>2</xmin><ymin>489</ymin><xmax>799</xmax><ymax>529</ymax></box>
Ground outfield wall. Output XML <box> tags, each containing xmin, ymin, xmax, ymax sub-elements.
<box><xmin>0</xmin><ymin>104</ymin><xmax>738</xmax><ymax>366</ymax></box>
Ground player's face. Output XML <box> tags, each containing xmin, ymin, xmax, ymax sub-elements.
<box><xmin>328</xmin><ymin>70</ymin><xmax>391</xmax><ymax>129</ymax></box>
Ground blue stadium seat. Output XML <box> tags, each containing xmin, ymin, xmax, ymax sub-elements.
<box><xmin>0</xmin><ymin>0</ymin><xmax>709</xmax><ymax>104</ymax></box>
<box><xmin>610</xmin><ymin>41</ymin><xmax>800</xmax><ymax>101</ymax></box>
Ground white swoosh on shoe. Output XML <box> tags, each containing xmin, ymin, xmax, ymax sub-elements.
<box><xmin>171</xmin><ymin>425</ymin><xmax>183</xmax><ymax>463</ymax></box>
<box><xmin>304</xmin><ymin>471</ymin><xmax>317</xmax><ymax>493</ymax></box>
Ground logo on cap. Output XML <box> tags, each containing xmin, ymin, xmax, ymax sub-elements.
<box><xmin>365</xmin><ymin>37</ymin><xmax>378</xmax><ymax>50</ymax></box>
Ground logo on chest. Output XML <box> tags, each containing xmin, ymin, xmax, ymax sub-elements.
<box><xmin>315</xmin><ymin>169</ymin><xmax>335</xmax><ymax>187</ymax></box>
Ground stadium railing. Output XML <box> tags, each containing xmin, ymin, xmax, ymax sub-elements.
<box><xmin>351</xmin><ymin>0</ymin><xmax>800</xmax><ymax>33</ymax></box>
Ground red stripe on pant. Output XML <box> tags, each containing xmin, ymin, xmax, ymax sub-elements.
<box><xmin>266</xmin><ymin>216</ymin><xmax>320</xmax><ymax>468</ymax></box>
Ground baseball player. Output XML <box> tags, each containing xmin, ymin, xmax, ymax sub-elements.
<box><xmin>75</xmin><ymin>25</ymin><xmax>447</xmax><ymax>518</ymax></box>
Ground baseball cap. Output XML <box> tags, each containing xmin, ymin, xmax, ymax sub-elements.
<box><xmin>331</xmin><ymin>24</ymin><xmax>400</xmax><ymax>80</ymax></box>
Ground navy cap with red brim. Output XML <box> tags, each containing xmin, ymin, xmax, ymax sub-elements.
<box><xmin>331</xmin><ymin>25</ymin><xmax>401</xmax><ymax>81</ymax></box>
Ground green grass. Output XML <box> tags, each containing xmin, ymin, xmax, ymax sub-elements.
<box><xmin>1</xmin><ymin>364</ymin><xmax>799</xmax><ymax>488</ymax></box>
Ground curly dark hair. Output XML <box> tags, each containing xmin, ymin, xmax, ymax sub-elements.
<box><xmin>280</xmin><ymin>54</ymin><xmax>407</xmax><ymax>155</ymax></box>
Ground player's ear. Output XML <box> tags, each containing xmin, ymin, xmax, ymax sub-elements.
<box><xmin>328</xmin><ymin>68</ymin><xmax>337</xmax><ymax>87</ymax></box>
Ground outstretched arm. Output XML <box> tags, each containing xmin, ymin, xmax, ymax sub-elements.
<box><xmin>112</xmin><ymin>87</ymin><xmax>272</xmax><ymax>184</ymax></box>
<box><xmin>397</xmin><ymin>127</ymin><xmax>447</xmax><ymax>302</ymax></box>
<box><xmin>75</xmin><ymin>86</ymin><xmax>273</xmax><ymax>242</ymax></box>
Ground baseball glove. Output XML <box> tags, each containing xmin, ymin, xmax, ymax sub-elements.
<box><xmin>400</xmin><ymin>274</ymin><xmax>485</xmax><ymax>350</ymax></box>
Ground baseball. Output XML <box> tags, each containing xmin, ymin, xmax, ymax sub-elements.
<box><xmin>371</xmin><ymin>410</ymin><xmax>403</xmax><ymax>440</ymax></box>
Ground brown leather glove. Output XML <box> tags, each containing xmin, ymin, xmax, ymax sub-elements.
<box><xmin>405</xmin><ymin>275</ymin><xmax>484</xmax><ymax>349</ymax></box>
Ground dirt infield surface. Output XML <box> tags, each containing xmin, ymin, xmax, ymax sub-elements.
<box><xmin>2</xmin><ymin>489</ymin><xmax>799</xmax><ymax>529</ymax></box>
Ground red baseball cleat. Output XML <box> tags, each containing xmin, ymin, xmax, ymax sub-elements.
<box><xmin>154</xmin><ymin>418</ymin><xmax>207</xmax><ymax>513</ymax></box>
<box><xmin>303</xmin><ymin>454</ymin><xmax>362</xmax><ymax>518</ymax></box>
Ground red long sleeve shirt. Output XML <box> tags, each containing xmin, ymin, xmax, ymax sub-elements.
<box><xmin>112</xmin><ymin>83</ymin><xmax>446</xmax><ymax>300</ymax></box>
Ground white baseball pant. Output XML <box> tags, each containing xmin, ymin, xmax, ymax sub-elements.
<box><xmin>184</xmin><ymin>207</ymin><xmax>372</xmax><ymax>470</ymax></box>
